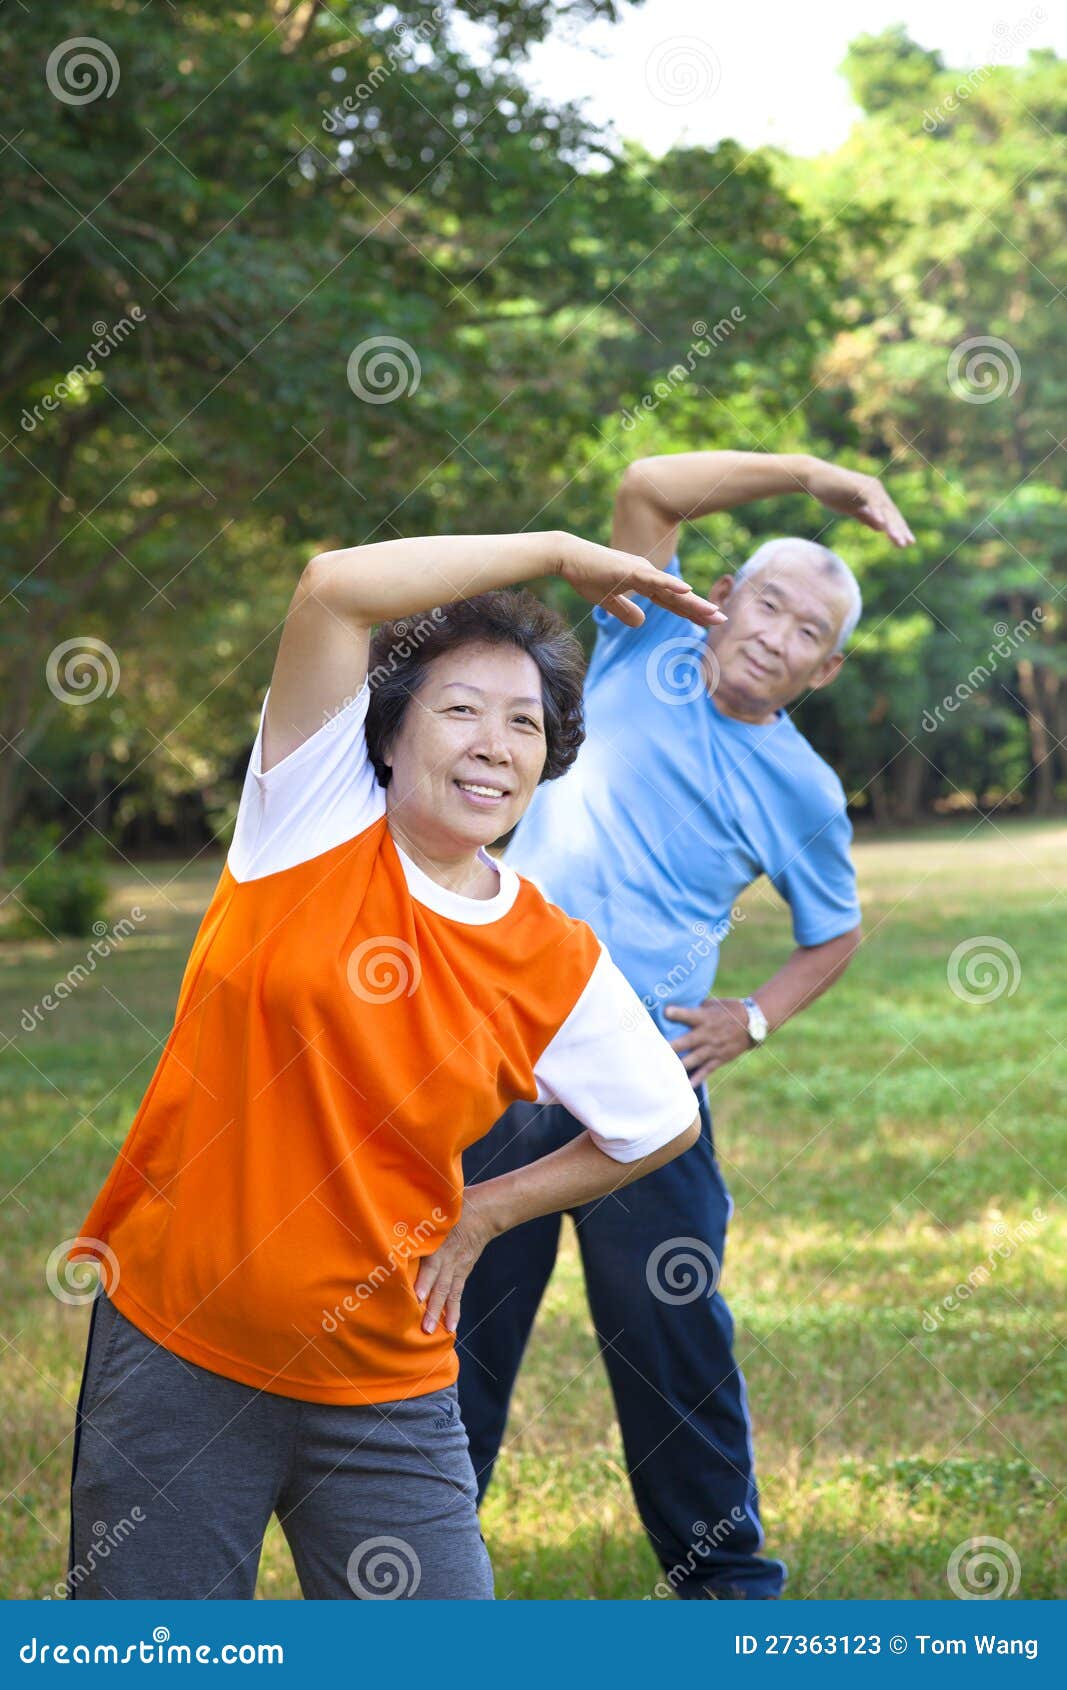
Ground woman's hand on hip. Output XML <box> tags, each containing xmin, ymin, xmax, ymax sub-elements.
<box><xmin>414</xmin><ymin>1186</ymin><xmax>501</xmax><ymax>1336</ymax></box>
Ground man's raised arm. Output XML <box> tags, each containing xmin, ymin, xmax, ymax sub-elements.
<box><xmin>611</xmin><ymin>450</ymin><xmax>914</xmax><ymax>567</ymax></box>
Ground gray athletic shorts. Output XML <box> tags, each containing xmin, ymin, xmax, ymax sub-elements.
<box><xmin>67</xmin><ymin>1291</ymin><xmax>494</xmax><ymax>1600</ymax></box>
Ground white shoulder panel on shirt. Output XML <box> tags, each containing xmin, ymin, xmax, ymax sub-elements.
<box><xmin>533</xmin><ymin>945</ymin><xmax>699</xmax><ymax>1163</ymax></box>
<box><xmin>227</xmin><ymin>681</ymin><xmax>386</xmax><ymax>883</ymax></box>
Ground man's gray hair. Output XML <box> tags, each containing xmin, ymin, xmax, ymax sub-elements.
<box><xmin>734</xmin><ymin>537</ymin><xmax>862</xmax><ymax>653</ymax></box>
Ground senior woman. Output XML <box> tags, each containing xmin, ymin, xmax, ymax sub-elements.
<box><xmin>66</xmin><ymin>529</ymin><xmax>725</xmax><ymax>1601</ymax></box>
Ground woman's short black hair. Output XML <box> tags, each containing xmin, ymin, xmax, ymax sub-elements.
<box><xmin>365</xmin><ymin>588</ymin><xmax>586</xmax><ymax>788</ymax></box>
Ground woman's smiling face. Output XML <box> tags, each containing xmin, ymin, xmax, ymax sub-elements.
<box><xmin>382</xmin><ymin>641</ymin><xmax>549</xmax><ymax>854</ymax></box>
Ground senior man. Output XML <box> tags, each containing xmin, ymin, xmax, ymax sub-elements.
<box><xmin>456</xmin><ymin>449</ymin><xmax>914</xmax><ymax>1600</ymax></box>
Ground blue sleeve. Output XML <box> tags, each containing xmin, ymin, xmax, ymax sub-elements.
<box><xmin>766</xmin><ymin>781</ymin><xmax>862</xmax><ymax>947</ymax></box>
<box><xmin>590</xmin><ymin>553</ymin><xmax>689</xmax><ymax>672</ymax></box>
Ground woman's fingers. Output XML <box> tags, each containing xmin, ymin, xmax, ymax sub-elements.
<box><xmin>647</xmin><ymin>584</ymin><xmax>727</xmax><ymax>626</ymax></box>
<box><xmin>423</xmin><ymin>1272</ymin><xmax>450</xmax><ymax>1334</ymax></box>
<box><xmin>638</xmin><ymin>566</ymin><xmax>693</xmax><ymax>594</ymax></box>
<box><xmin>413</xmin><ymin>1253</ymin><xmax>439</xmax><ymax>1310</ymax></box>
<box><xmin>416</xmin><ymin>1242</ymin><xmax>471</xmax><ymax>1334</ymax></box>
<box><xmin>642</xmin><ymin>570</ymin><xmax>726</xmax><ymax>623</ymax></box>
<box><xmin>593</xmin><ymin>582</ymin><xmax>720</xmax><ymax>630</ymax></box>
<box><xmin>426</xmin><ymin>1264</ymin><xmax>470</xmax><ymax>1335</ymax></box>
<box><xmin>566</xmin><ymin>544</ymin><xmax>727</xmax><ymax>626</ymax></box>
<box><xmin>601</xmin><ymin>592</ymin><xmax>646</xmax><ymax>627</ymax></box>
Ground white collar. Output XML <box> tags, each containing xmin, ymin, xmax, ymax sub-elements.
<box><xmin>391</xmin><ymin>837</ymin><xmax>521</xmax><ymax>925</ymax></box>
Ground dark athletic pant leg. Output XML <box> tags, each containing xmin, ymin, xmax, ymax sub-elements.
<box><xmin>68</xmin><ymin>1292</ymin><xmax>288</xmax><ymax>1599</ymax></box>
<box><xmin>457</xmin><ymin>1088</ymin><xmax>786</xmax><ymax>1598</ymax></box>
<box><xmin>276</xmin><ymin>1383</ymin><xmax>493</xmax><ymax>1599</ymax></box>
<box><xmin>456</xmin><ymin>1100</ymin><xmax>568</xmax><ymax>1501</ymax></box>
<box><xmin>69</xmin><ymin>1294</ymin><xmax>494</xmax><ymax>1599</ymax></box>
<box><xmin>573</xmin><ymin>1087</ymin><xmax>785</xmax><ymax>1598</ymax></box>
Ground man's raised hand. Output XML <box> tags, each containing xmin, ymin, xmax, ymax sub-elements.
<box><xmin>802</xmin><ymin>461</ymin><xmax>915</xmax><ymax>548</ymax></box>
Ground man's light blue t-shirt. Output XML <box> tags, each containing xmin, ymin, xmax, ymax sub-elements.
<box><xmin>505</xmin><ymin>556</ymin><xmax>862</xmax><ymax>1038</ymax></box>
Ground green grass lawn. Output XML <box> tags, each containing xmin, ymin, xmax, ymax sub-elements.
<box><xmin>1</xmin><ymin>820</ymin><xmax>1064</xmax><ymax>1599</ymax></box>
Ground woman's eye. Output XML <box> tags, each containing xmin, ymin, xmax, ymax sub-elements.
<box><xmin>449</xmin><ymin>704</ymin><xmax>473</xmax><ymax>714</ymax></box>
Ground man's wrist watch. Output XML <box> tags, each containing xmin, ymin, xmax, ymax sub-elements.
<box><xmin>741</xmin><ymin>995</ymin><xmax>769</xmax><ymax>1046</ymax></box>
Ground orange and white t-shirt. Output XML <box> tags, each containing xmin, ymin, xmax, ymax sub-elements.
<box><xmin>74</xmin><ymin>680</ymin><xmax>698</xmax><ymax>1405</ymax></box>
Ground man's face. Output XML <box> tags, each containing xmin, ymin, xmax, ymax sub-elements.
<box><xmin>706</xmin><ymin>546</ymin><xmax>852</xmax><ymax>718</ymax></box>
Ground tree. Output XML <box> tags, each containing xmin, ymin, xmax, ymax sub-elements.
<box><xmin>1</xmin><ymin>1</ymin><xmax>835</xmax><ymax>858</ymax></box>
<box><xmin>784</xmin><ymin>33</ymin><xmax>1065</xmax><ymax>818</ymax></box>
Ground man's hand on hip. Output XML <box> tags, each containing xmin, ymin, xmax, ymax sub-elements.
<box><xmin>664</xmin><ymin>998</ymin><xmax>754</xmax><ymax>1083</ymax></box>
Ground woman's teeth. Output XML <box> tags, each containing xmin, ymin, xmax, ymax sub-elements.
<box><xmin>456</xmin><ymin>782</ymin><xmax>505</xmax><ymax>798</ymax></box>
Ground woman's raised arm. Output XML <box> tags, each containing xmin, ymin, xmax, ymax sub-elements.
<box><xmin>262</xmin><ymin>530</ymin><xmax>723</xmax><ymax>771</ymax></box>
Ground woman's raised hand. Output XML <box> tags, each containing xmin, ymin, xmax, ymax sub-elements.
<box><xmin>556</xmin><ymin>533</ymin><xmax>727</xmax><ymax>629</ymax></box>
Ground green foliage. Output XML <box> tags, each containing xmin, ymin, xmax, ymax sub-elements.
<box><xmin>842</xmin><ymin>27</ymin><xmax>944</xmax><ymax>113</ymax></box>
<box><xmin>5</xmin><ymin>824</ymin><xmax>110</xmax><ymax>939</ymax></box>
<box><xmin>0</xmin><ymin>0</ymin><xmax>838</xmax><ymax>858</ymax></box>
<box><xmin>0</xmin><ymin>9</ymin><xmax>1063</xmax><ymax>845</ymax></box>
<box><xmin>780</xmin><ymin>33</ymin><xmax>1066</xmax><ymax>817</ymax></box>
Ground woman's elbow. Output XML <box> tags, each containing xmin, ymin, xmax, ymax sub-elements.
<box><xmin>661</xmin><ymin>1115</ymin><xmax>701</xmax><ymax>1162</ymax></box>
<box><xmin>678</xmin><ymin>1114</ymin><xmax>701</xmax><ymax>1154</ymax></box>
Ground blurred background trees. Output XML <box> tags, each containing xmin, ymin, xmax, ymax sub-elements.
<box><xmin>1</xmin><ymin>3</ymin><xmax>1063</xmax><ymax>873</ymax></box>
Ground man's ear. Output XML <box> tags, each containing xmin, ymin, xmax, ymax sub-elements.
<box><xmin>809</xmin><ymin>650</ymin><xmax>845</xmax><ymax>692</ymax></box>
<box><xmin>709</xmin><ymin>575</ymin><xmax>736</xmax><ymax>608</ymax></box>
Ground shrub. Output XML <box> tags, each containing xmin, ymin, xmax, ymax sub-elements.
<box><xmin>5</xmin><ymin>824</ymin><xmax>111</xmax><ymax>940</ymax></box>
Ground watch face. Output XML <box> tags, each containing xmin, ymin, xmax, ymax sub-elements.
<box><xmin>744</xmin><ymin>999</ymin><xmax>768</xmax><ymax>1041</ymax></box>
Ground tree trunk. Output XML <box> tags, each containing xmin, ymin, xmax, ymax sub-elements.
<box><xmin>0</xmin><ymin>648</ymin><xmax>43</xmax><ymax>867</ymax></box>
<box><xmin>0</xmin><ymin>744</ymin><xmax>20</xmax><ymax>871</ymax></box>
<box><xmin>890</xmin><ymin>745</ymin><xmax>926</xmax><ymax>823</ymax></box>
<box><xmin>1015</xmin><ymin>656</ymin><xmax>1057</xmax><ymax>815</ymax></box>
<box><xmin>867</xmin><ymin>769</ymin><xmax>893</xmax><ymax>827</ymax></box>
